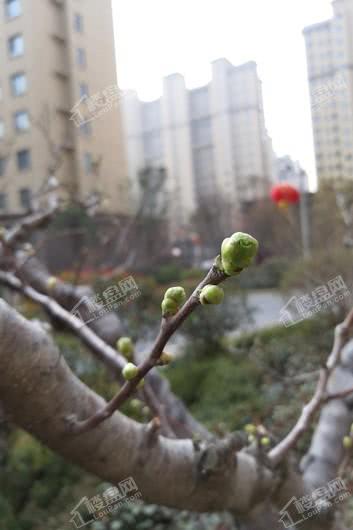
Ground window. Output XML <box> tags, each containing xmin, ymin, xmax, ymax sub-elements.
<box><xmin>10</xmin><ymin>72</ymin><xmax>27</xmax><ymax>96</ymax></box>
<box><xmin>0</xmin><ymin>120</ymin><xmax>4</xmax><ymax>139</ymax></box>
<box><xmin>19</xmin><ymin>188</ymin><xmax>31</xmax><ymax>209</ymax></box>
<box><xmin>0</xmin><ymin>158</ymin><xmax>6</xmax><ymax>177</ymax></box>
<box><xmin>0</xmin><ymin>193</ymin><xmax>7</xmax><ymax>210</ymax></box>
<box><xmin>14</xmin><ymin>110</ymin><xmax>30</xmax><ymax>131</ymax></box>
<box><xmin>83</xmin><ymin>152</ymin><xmax>92</xmax><ymax>174</ymax></box>
<box><xmin>79</xmin><ymin>83</ymin><xmax>89</xmax><ymax>97</ymax></box>
<box><xmin>8</xmin><ymin>34</ymin><xmax>24</xmax><ymax>57</ymax></box>
<box><xmin>5</xmin><ymin>0</ymin><xmax>21</xmax><ymax>18</ymax></box>
<box><xmin>17</xmin><ymin>149</ymin><xmax>30</xmax><ymax>170</ymax></box>
<box><xmin>74</xmin><ymin>13</ymin><xmax>83</xmax><ymax>32</ymax></box>
<box><xmin>76</xmin><ymin>48</ymin><xmax>86</xmax><ymax>68</ymax></box>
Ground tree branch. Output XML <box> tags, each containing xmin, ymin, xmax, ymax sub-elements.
<box><xmin>269</xmin><ymin>308</ymin><xmax>353</xmax><ymax>466</ymax></box>
<box><xmin>0</xmin><ymin>297</ymin><xmax>284</xmax><ymax>515</ymax></box>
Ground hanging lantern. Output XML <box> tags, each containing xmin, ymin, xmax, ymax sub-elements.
<box><xmin>270</xmin><ymin>183</ymin><xmax>300</xmax><ymax>209</ymax></box>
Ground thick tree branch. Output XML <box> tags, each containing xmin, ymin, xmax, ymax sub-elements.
<box><xmin>0</xmin><ymin>298</ymin><xmax>285</xmax><ymax>515</ymax></box>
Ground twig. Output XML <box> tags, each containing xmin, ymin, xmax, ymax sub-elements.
<box><xmin>0</xmin><ymin>270</ymin><xmax>176</xmax><ymax>437</ymax></box>
<box><xmin>269</xmin><ymin>307</ymin><xmax>353</xmax><ymax>466</ymax></box>
<box><xmin>65</xmin><ymin>261</ymin><xmax>227</xmax><ymax>433</ymax></box>
<box><xmin>4</xmin><ymin>204</ymin><xmax>59</xmax><ymax>246</ymax></box>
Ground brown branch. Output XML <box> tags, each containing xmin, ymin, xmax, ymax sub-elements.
<box><xmin>0</xmin><ymin>296</ymin><xmax>282</xmax><ymax>516</ymax></box>
<box><xmin>4</xmin><ymin>203</ymin><xmax>59</xmax><ymax>246</ymax></box>
<box><xmin>324</xmin><ymin>386</ymin><xmax>353</xmax><ymax>402</ymax></box>
<box><xmin>0</xmin><ymin>206</ymin><xmax>212</xmax><ymax>440</ymax></box>
<box><xmin>0</xmin><ymin>270</ymin><xmax>177</xmax><ymax>437</ymax></box>
<box><xmin>269</xmin><ymin>307</ymin><xmax>353</xmax><ymax>466</ymax></box>
<box><xmin>66</xmin><ymin>261</ymin><xmax>228</xmax><ymax>433</ymax></box>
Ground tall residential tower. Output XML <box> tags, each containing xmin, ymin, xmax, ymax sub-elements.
<box><xmin>0</xmin><ymin>0</ymin><xmax>128</xmax><ymax>215</ymax></box>
<box><xmin>122</xmin><ymin>58</ymin><xmax>274</xmax><ymax>233</ymax></box>
<box><xmin>304</xmin><ymin>0</ymin><xmax>353</xmax><ymax>184</ymax></box>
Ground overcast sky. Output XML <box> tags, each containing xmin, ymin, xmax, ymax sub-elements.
<box><xmin>113</xmin><ymin>0</ymin><xmax>334</xmax><ymax>187</ymax></box>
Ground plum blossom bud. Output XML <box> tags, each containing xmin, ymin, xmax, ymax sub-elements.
<box><xmin>199</xmin><ymin>285</ymin><xmax>224</xmax><ymax>305</ymax></box>
<box><xmin>122</xmin><ymin>362</ymin><xmax>139</xmax><ymax>381</ymax></box>
<box><xmin>117</xmin><ymin>337</ymin><xmax>134</xmax><ymax>360</ymax></box>
<box><xmin>221</xmin><ymin>232</ymin><xmax>259</xmax><ymax>276</ymax></box>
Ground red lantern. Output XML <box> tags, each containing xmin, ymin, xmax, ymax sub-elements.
<box><xmin>270</xmin><ymin>184</ymin><xmax>300</xmax><ymax>209</ymax></box>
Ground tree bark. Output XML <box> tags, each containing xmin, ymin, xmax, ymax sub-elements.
<box><xmin>0</xmin><ymin>298</ymin><xmax>300</xmax><ymax>516</ymax></box>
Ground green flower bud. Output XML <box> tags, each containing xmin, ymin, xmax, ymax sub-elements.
<box><xmin>117</xmin><ymin>337</ymin><xmax>134</xmax><ymax>360</ymax></box>
<box><xmin>244</xmin><ymin>423</ymin><xmax>257</xmax><ymax>435</ymax></box>
<box><xmin>161</xmin><ymin>286</ymin><xmax>186</xmax><ymax>317</ymax></box>
<box><xmin>260</xmin><ymin>436</ymin><xmax>271</xmax><ymax>447</ymax></box>
<box><xmin>47</xmin><ymin>276</ymin><xmax>58</xmax><ymax>290</ymax></box>
<box><xmin>122</xmin><ymin>362</ymin><xmax>138</xmax><ymax>381</ymax></box>
<box><xmin>130</xmin><ymin>398</ymin><xmax>143</xmax><ymax>412</ymax></box>
<box><xmin>343</xmin><ymin>436</ymin><xmax>353</xmax><ymax>449</ymax></box>
<box><xmin>161</xmin><ymin>297</ymin><xmax>179</xmax><ymax>317</ymax></box>
<box><xmin>200</xmin><ymin>284</ymin><xmax>224</xmax><ymax>305</ymax></box>
<box><xmin>221</xmin><ymin>232</ymin><xmax>259</xmax><ymax>276</ymax></box>
<box><xmin>142</xmin><ymin>406</ymin><xmax>150</xmax><ymax>417</ymax></box>
<box><xmin>164</xmin><ymin>286</ymin><xmax>186</xmax><ymax>305</ymax></box>
<box><xmin>248</xmin><ymin>434</ymin><xmax>256</xmax><ymax>444</ymax></box>
<box><xmin>159</xmin><ymin>352</ymin><xmax>173</xmax><ymax>365</ymax></box>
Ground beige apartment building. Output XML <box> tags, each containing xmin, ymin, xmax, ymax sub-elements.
<box><xmin>0</xmin><ymin>0</ymin><xmax>128</xmax><ymax>216</ymax></box>
<box><xmin>304</xmin><ymin>0</ymin><xmax>353</xmax><ymax>184</ymax></box>
<box><xmin>122</xmin><ymin>59</ymin><xmax>274</xmax><ymax>233</ymax></box>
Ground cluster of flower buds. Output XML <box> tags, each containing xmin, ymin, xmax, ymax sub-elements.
<box><xmin>244</xmin><ymin>423</ymin><xmax>271</xmax><ymax>448</ymax></box>
<box><xmin>161</xmin><ymin>286</ymin><xmax>186</xmax><ymax>317</ymax></box>
<box><xmin>343</xmin><ymin>424</ymin><xmax>353</xmax><ymax>449</ymax></box>
<box><xmin>129</xmin><ymin>399</ymin><xmax>150</xmax><ymax>419</ymax></box>
<box><xmin>220</xmin><ymin>232</ymin><xmax>259</xmax><ymax>276</ymax></box>
<box><xmin>117</xmin><ymin>336</ymin><xmax>134</xmax><ymax>361</ymax></box>
<box><xmin>199</xmin><ymin>284</ymin><xmax>224</xmax><ymax>305</ymax></box>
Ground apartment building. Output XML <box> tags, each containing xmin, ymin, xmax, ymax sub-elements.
<box><xmin>276</xmin><ymin>156</ymin><xmax>309</xmax><ymax>192</ymax></box>
<box><xmin>304</xmin><ymin>0</ymin><xmax>353</xmax><ymax>184</ymax></box>
<box><xmin>122</xmin><ymin>58</ymin><xmax>274</xmax><ymax>232</ymax></box>
<box><xmin>0</xmin><ymin>0</ymin><xmax>128</xmax><ymax>216</ymax></box>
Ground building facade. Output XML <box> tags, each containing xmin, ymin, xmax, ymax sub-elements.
<box><xmin>122</xmin><ymin>58</ymin><xmax>274</xmax><ymax>233</ymax></box>
<box><xmin>0</xmin><ymin>0</ymin><xmax>128</xmax><ymax>216</ymax></box>
<box><xmin>304</xmin><ymin>0</ymin><xmax>353</xmax><ymax>184</ymax></box>
<box><xmin>275</xmin><ymin>155</ymin><xmax>309</xmax><ymax>192</ymax></box>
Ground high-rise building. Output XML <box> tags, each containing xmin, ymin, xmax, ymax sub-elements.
<box><xmin>275</xmin><ymin>155</ymin><xmax>309</xmax><ymax>192</ymax></box>
<box><xmin>304</xmin><ymin>0</ymin><xmax>353</xmax><ymax>184</ymax></box>
<box><xmin>122</xmin><ymin>58</ymin><xmax>274</xmax><ymax>233</ymax></box>
<box><xmin>0</xmin><ymin>0</ymin><xmax>128</xmax><ymax>215</ymax></box>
